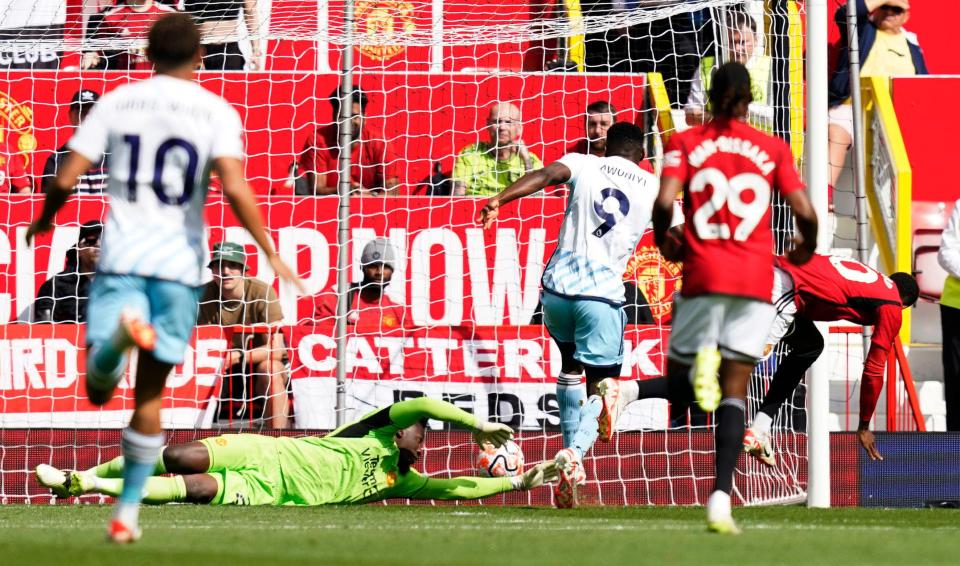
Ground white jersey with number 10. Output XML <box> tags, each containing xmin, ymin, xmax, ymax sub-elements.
<box><xmin>541</xmin><ymin>153</ymin><xmax>672</xmax><ymax>304</ymax></box>
<box><xmin>68</xmin><ymin>75</ymin><xmax>244</xmax><ymax>286</ymax></box>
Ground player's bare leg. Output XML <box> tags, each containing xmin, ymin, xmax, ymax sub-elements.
<box><xmin>256</xmin><ymin>360</ymin><xmax>290</xmax><ymax>429</ymax></box>
<box><xmin>108</xmin><ymin>351</ymin><xmax>172</xmax><ymax>544</ymax></box>
<box><xmin>707</xmin><ymin>358</ymin><xmax>753</xmax><ymax>535</ymax></box>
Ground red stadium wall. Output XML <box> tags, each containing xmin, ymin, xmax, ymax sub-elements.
<box><xmin>891</xmin><ymin>76</ymin><xmax>956</xmax><ymax>203</ymax></box>
<box><xmin>825</xmin><ymin>1</ymin><xmax>953</xmax><ymax>74</ymax></box>
<box><xmin>0</xmin><ymin>71</ymin><xmax>647</xmax><ymax>195</ymax></box>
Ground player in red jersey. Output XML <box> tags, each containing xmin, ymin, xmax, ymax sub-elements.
<box><xmin>648</xmin><ymin>62</ymin><xmax>816</xmax><ymax>534</ymax></box>
<box><xmin>743</xmin><ymin>255</ymin><xmax>919</xmax><ymax>465</ymax></box>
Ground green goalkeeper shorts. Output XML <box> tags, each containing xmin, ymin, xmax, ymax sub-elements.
<box><xmin>200</xmin><ymin>434</ymin><xmax>284</xmax><ymax>506</ymax></box>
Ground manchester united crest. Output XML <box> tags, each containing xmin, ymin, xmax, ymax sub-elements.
<box><xmin>623</xmin><ymin>245</ymin><xmax>682</xmax><ymax>322</ymax></box>
<box><xmin>0</xmin><ymin>90</ymin><xmax>36</xmax><ymax>164</ymax></box>
<box><xmin>355</xmin><ymin>1</ymin><xmax>416</xmax><ymax>62</ymax></box>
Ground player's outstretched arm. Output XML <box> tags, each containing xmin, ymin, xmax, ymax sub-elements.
<box><xmin>26</xmin><ymin>151</ymin><xmax>94</xmax><ymax>245</ymax></box>
<box><xmin>477</xmin><ymin>161</ymin><xmax>571</xmax><ymax>229</ymax></box>
<box><xmin>387</xmin><ymin>397</ymin><xmax>514</xmax><ymax>447</ymax></box>
<box><xmin>214</xmin><ymin>156</ymin><xmax>305</xmax><ymax>293</ymax></box>
<box><xmin>783</xmin><ymin>190</ymin><xmax>818</xmax><ymax>265</ymax></box>
<box><xmin>401</xmin><ymin>462</ymin><xmax>558</xmax><ymax>501</ymax></box>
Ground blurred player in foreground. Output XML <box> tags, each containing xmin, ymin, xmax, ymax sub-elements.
<box><xmin>477</xmin><ymin>122</ymin><xmax>678</xmax><ymax>508</ymax></box>
<box><xmin>649</xmin><ymin>62</ymin><xmax>817</xmax><ymax>534</ymax></box>
<box><xmin>26</xmin><ymin>14</ymin><xmax>301</xmax><ymax>543</ymax></box>
<box><xmin>743</xmin><ymin>255</ymin><xmax>919</xmax><ymax>464</ymax></box>
<box><xmin>37</xmin><ymin>398</ymin><xmax>556</xmax><ymax>505</ymax></box>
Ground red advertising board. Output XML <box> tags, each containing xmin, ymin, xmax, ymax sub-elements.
<box><xmin>0</xmin><ymin>322</ymin><xmax>669</xmax><ymax>430</ymax></box>
<box><xmin>1</xmin><ymin>196</ymin><xmax>679</xmax><ymax>328</ymax></box>
<box><xmin>0</xmin><ymin>193</ymin><xmax>680</xmax><ymax>429</ymax></box>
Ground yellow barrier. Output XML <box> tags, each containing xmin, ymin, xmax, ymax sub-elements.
<box><xmin>862</xmin><ymin>75</ymin><xmax>913</xmax><ymax>344</ymax></box>
<box><xmin>647</xmin><ymin>72</ymin><xmax>675</xmax><ymax>145</ymax></box>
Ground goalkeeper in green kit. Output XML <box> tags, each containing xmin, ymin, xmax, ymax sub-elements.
<box><xmin>36</xmin><ymin>398</ymin><xmax>557</xmax><ymax>506</ymax></box>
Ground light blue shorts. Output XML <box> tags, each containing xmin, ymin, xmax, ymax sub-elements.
<box><xmin>541</xmin><ymin>291</ymin><xmax>627</xmax><ymax>368</ymax></box>
<box><xmin>86</xmin><ymin>274</ymin><xmax>202</xmax><ymax>365</ymax></box>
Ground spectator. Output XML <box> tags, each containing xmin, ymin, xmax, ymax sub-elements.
<box><xmin>197</xmin><ymin>241</ymin><xmax>290</xmax><ymax>429</ymax></box>
<box><xmin>83</xmin><ymin>1</ymin><xmax>178</xmax><ymax>71</ymax></box>
<box><xmin>452</xmin><ymin>102</ymin><xmax>543</xmax><ymax>197</ymax></box>
<box><xmin>569</xmin><ymin>100</ymin><xmax>616</xmax><ymax>158</ymax></box>
<box><xmin>685</xmin><ymin>8</ymin><xmax>772</xmax><ymax>130</ymax></box>
<box><xmin>33</xmin><ymin>221</ymin><xmax>102</xmax><ymax>323</ymax></box>
<box><xmin>42</xmin><ymin>90</ymin><xmax>109</xmax><ymax>194</ymax></box>
<box><xmin>182</xmin><ymin>0</ymin><xmax>262</xmax><ymax>70</ymax></box>
<box><xmin>296</xmin><ymin>88</ymin><xmax>399</xmax><ymax>196</ymax></box>
<box><xmin>828</xmin><ymin>0</ymin><xmax>926</xmax><ymax>189</ymax></box>
<box><xmin>299</xmin><ymin>238</ymin><xmax>406</xmax><ymax>331</ymax></box>
<box><xmin>568</xmin><ymin>101</ymin><xmax>653</xmax><ymax>173</ymax></box>
<box><xmin>939</xmin><ymin>199</ymin><xmax>960</xmax><ymax>431</ymax></box>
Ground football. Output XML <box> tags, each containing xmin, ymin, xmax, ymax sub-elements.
<box><xmin>476</xmin><ymin>440</ymin><xmax>525</xmax><ymax>477</ymax></box>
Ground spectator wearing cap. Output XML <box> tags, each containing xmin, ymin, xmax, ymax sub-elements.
<box><xmin>295</xmin><ymin>88</ymin><xmax>400</xmax><ymax>196</ymax></box>
<box><xmin>197</xmin><ymin>241</ymin><xmax>291</xmax><ymax>429</ymax></box>
<box><xmin>33</xmin><ymin>221</ymin><xmax>102</xmax><ymax>323</ymax></box>
<box><xmin>42</xmin><ymin>90</ymin><xmax>109</xmax><ymax>194</ymax></box>
<box><xmin>299</xmin><ymin>238</ymin><xmax>407</xmax><ymax>331</ymax></box>
<box><xmin>828</xmin><ymin>0</ymin><xmax>927</xmax><ymax>189</ymax></box>
<box><xmin>452</xmin><ymin>102</ymin><xmax>543</xmax><ymax>197</ymax></box>
<box><xmin>83</xmin><ymin>0</ymin><xmax>178</xmax><ymax>71</ymax></box>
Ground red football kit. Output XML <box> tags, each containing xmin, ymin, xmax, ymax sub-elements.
<box><xmin>297</xmin><ymin>124</ymin><xmax>399</xmax><ymax>192</ymax></box>
<box><xmin>780</xmin><ymin>254</ymin><xmax>903</xmax><ymax>423</ymax></box>
<box><xmin>298</xmin><ymin>287</ymin><xmax>407</xmax><ymax>332</ymax></box>
<box><xmin>93</xmin><ymin>2</ymin><xmax>176</xmax><ymax>70</ymax></box>
<box><xmin>661</xmin><ymin>118</ymin><xmax>804</xmax><ymax>302</ymax></box>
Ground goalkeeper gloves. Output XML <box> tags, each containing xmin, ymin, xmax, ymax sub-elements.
<box><xmin>472</xmin><ymin>420</ymin><xmax>514</xmax><ymax>448</ymax></box>
<box><xmin>511</xmin><ymin>461</ymin><xmax>559</xmax><ymax>491</ymax></box>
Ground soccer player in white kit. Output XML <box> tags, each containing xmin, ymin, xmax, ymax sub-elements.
<box><xmin>478</xmin><ymin>122</ymin><xmax>678</xmax><ymax>508</ymax></box>
<box><xmin>27</xmin><ymin>14</ymin><xmax>301</xmax><ymax>543</ymax></box>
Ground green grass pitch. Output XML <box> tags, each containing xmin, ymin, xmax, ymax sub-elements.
<box><xmin>2</xmin><ymin>505</ymin><xmax>959</xmax><ymax>565</ymax></box>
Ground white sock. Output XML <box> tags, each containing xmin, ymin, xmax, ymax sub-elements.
<box><xmin>752</xmin><ymin>412</ymin><xmax>773</xmax><ymax>436</ymax></box>
<box><xmin>113</xmin><ymin>501</ymin><xmax>140</xmax><ymax>527</ymax></box>
<box><xmin>621</xmin><ymin>380</ymin><xmax>640</xmax><ymax>404</ymax></box>
<box><xmin>707</xmin><ymin>490</ymin><xmax>732</xmax><ymax>520</ymax></box>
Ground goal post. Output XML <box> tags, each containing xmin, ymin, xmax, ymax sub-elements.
<box><xmin>0</xmin><ymin>0</ymin><xmax>831</xmax><ymax>507</ymax></box>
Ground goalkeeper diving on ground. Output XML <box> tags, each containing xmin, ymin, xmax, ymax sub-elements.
<box><xmin>36</xmin><ymin>398</ymin><xmax>557</xmax><ymax>506</ymax></box>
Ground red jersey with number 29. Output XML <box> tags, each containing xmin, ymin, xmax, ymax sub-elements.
<box><xmin>662</xmin><ymin>118</ymin><xmax>804</xmax><ymax>302</ymax></box>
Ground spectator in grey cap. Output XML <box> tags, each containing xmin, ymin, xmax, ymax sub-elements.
<box><xmin>300</xmin><ymin>238</ymin><xmax>407</xmax><ymax>330</ymax></box>
<box><xmin>42</xmin><ymin>90</ymin><xmax>109</xmax><ymax>194</ymax></box>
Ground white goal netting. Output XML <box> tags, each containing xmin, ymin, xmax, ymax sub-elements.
<box><xmin>0</xmin><ymin>0</ymin><xmax>812</xmax><ymax>506</ymax></box>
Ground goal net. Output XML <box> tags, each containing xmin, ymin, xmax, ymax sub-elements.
<box><xmin>0</xmin><ymin>0</ymin><xmax>814</xmax><ymax>507</ymax></box>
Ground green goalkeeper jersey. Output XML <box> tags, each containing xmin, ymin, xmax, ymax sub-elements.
<box><xmin>273</xmin><ymin>397</ymin><xmax>513</xmax><ymax>505</ymax></box>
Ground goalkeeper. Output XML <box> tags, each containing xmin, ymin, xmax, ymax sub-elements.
<box><xmin>37</xmin><ymin>397</ymin><xmax>556</xmax><ymax>506</ymax></box>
